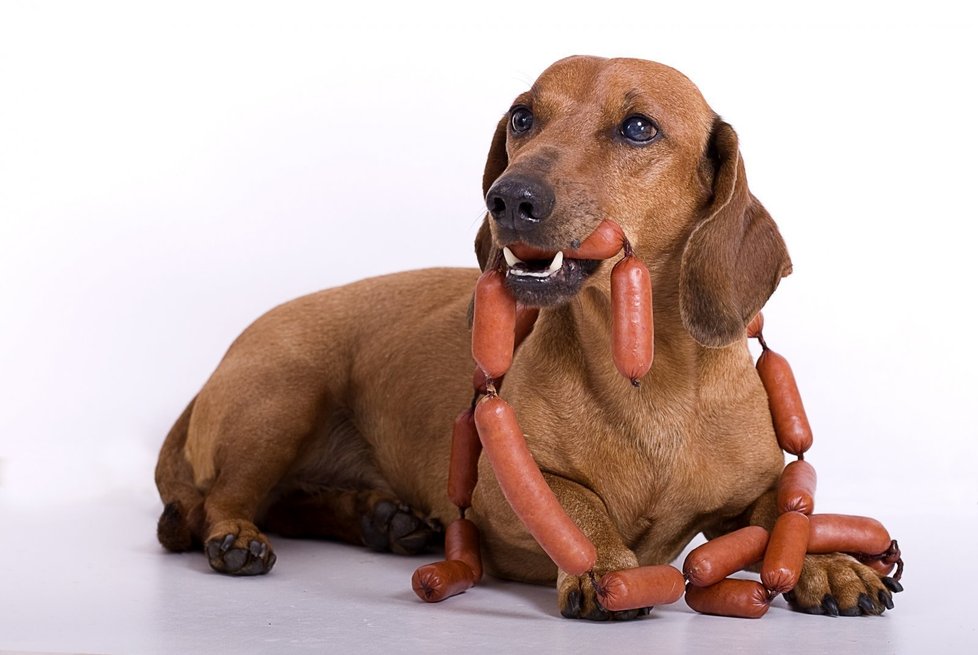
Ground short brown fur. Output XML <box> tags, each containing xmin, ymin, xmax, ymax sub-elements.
<box><xmin>156</xmin><ymin>56</ymin><xmax>893</xmax><ymax>617</ymax></box>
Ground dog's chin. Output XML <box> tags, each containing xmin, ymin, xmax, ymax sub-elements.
<box><xmin>502</xmin><ymin>254</ymin><xmax>602</xmax><ymax>307</ymax></box>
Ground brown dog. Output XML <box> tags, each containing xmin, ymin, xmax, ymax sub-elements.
<box><xmin>156</xmin><ymin>56</ymin><xmax>898</xmax><ymax>619</ymax></box>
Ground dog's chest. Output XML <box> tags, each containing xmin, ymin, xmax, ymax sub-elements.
<box><xmin>622</xmin><ymin>393</ymin><xmax>782</xmax><ymax>553</ymax></box>
<box><xmin>521</xmin><ymin>358</ymin><xmax>783</xmax><ymax>556</ymax></box>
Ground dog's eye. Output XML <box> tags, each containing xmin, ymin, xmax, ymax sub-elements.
<box><xmin>620</xmin><ymin>115</ymin><xmax>659</xmax><ymax>143</ymax></box>
<box><xmin>510</xmin><ymin>107</ymin><xmax>534</xmax><ymax>134</ymax></box>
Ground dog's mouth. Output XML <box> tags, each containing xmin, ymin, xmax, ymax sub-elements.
<box><xmin>500</xmin><ymin>244</ymin><xmax>602</xmax><ymax>306</ymax></box>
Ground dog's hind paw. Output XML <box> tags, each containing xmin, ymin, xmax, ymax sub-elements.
<box><xmin>784</xmin><ymin>553</ymin><xmax>902</xmax><ymax>616</ymax></box>
<box><xmin>359</xmin><ymin>499</ymin><xmax>440</xmax><ymax>556</ymax></box>
<box><xmin>204</xmin><ymin>520</ymin><xmax>277</xmax><ymax>576</ymax></box>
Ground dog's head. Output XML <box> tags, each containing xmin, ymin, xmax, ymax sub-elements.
<box><xmin>475</xmin><ymin>56</ymin><xmax>791</xmax><ymax>347</ymax></box>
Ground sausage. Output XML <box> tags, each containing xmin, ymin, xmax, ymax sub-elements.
<box><xmin>683</xmin><ymin>526</ymin><xmax>769</xmax><ymax>587</ymax></box>
<box><xmin>447</xmin><ymin>408</ymin><xmax>481</xmax><ymax>509</ymax></box>
<box><xmin>471</xmin><ymin>305</ymin><xmax>539</xmax><ymax>393</ymax></box>
<box><xmin>776</xmin><ymin>459</ymin><xmax>817</xmax><ymax>515</ymax></box>
<box><xmin>755</xmin><ymin>348</ymin><xmax>813</xmax><ymax>456</ymax></box>
<box><xmin>514</xmin><ymin>304</ymin><xmax>540</xmax><ymax>347</ymax></box>
<box><xmin>597</xmin><ymin>565</ymin><xmax>685</xmax><ymax>611</ymax></box>
<box><xmin>471</xmin><ymin>269</ymin><xmax>516</xmax><ymax>380</ymax></box>
<box><xmin>684</xmin><ymin>579</ymin><xmax>771</xmax><ymax>619</ymax></box>
<box><xmin>473</xmin><ymin>395</ymin><xmax>597</xmax><ymax>575</ymax></box>
<box><xmin>863</xmin><ymin>558</ymin><xmax>897</xmax><ymax>577</ymax></box>
<box><xmin>508</xmin><ymin>220</ymin><xmax>626</xmax><ymax>262</ymax></box>
<box><xmin>746</xmin><ymin>312</ymin><xmax>764</xmax><ymax>339</ymax></box>
<box><xmin>472</xmin><ymin>366</ymin><xmax>490</xmax><ymax>394</ymax></box>
<box><xmin>611</xmin><ymin>255</ymin><xmax>654</xmax><ymax>385</ymax></box>
<box><xmin>856</xmin><ymin>540</ymin><xmax>903</xmax><ymax>580</ymax></box>
<box><xmin>760</xmin><ymin>511</ymin><xmax>810</xmax><ymax>593</ymax></box>
<box><xmin>445</xmin><ymin>518</ymin><xmax>483</xmax><ymax>582</ymax></box>
<box><xmin>412</xmin><ymin>560</ymin><xmax>476</xmax><ymax>602</ymax></box>
<box><xmin>565</xmin><ymin>219</ymin><xmax>626</xmax><ymax>260</ymax></box>
<box><xmin>807</xmin><ymin>514</ymin><xmax>892</xmax><ymax>556</ymax></box>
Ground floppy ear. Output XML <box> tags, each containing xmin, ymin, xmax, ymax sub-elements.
<box><xmin>679</xmin><ymin>120</ymin><xmax>793</xmax><ymax>347</ymax></box>
<box><xmin>475</xmin><ymin>116</ymin><xmax>509</xmax><ymax>271</ymax></box>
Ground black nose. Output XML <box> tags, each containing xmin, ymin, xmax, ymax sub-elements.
<box><xmin>486</xmin><ymin>174</ymin><xmax>555</xmax><ymax>231</ymax></box>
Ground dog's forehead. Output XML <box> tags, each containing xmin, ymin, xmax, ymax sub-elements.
<box><xmin>527</xmin><ymin>56</ymin><xmax>714</xmax><ymax>140</ymax></box>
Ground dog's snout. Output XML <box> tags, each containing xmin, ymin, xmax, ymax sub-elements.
<box><xmin>486</xmin><ymin>175</ymin><xmax>555</xmax><ymax>231</ymax></box>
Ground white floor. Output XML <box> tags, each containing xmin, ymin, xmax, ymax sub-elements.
<box><xmin>0</xmin><ymin>493</ymin><xmax>973</xmax><ymax>655</ymax></box>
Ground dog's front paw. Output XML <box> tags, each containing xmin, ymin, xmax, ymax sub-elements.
<box><xmin>784</xmin><ymin>553</ymin><xmax>903</xmax><ymax>616</ymax></box>
<box><xmin>205</xmin><ymin>519</ymin><xmax>277</xmax><ymax>576</ymax></box>
<box><xmin>557</xmin><ymin>552</ymin><xmax>646</xmax><ymax>621</ymax></box>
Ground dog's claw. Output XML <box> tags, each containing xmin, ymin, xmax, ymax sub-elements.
<box><xmin>857</xmin><ymin>593</ymin><xmax>881</xmax><ymax>615</ymax></box>
<box><xmin>822</xmin><ymin>594</ymin><xmax>840</xmax><ymax>617</ymax></box>
<box><xmin>220</xmin><ymin>534</ymin><xmax>235</xmax><ymax>552</ymax></box>
<box><xmin>881</xmin><ymin>576</ymin><xmax>904</xmax><ymax>593</ymax></box>
<box><xmin>561</xmin><ymin>589</ymin><xmax>583</xmax><ymax>619</ymax></box>
<box><xmin>784</xmin><ymin>591</ymin><xmax>822</xmax><ymax>615</ymax></box>
<box><xmin>879</xmin><ymin>589</ymin><xmax>894</xmax><ymax>610</ymax></box>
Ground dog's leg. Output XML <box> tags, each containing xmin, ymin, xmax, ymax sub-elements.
<box><xmin>706</xmin><ymin>490</ymin><xmax>902</xmax><ymax>616</ymax></box>
<box><xmin>544</xmin><ymin>475</ymin><xmax>646</xmax><ymax>621</ymax></box>
<box><xmin>261</xmin><ymin>488</ymin><xmax>440</xmax><ymax>555</ymax></box>
<box><xmin>192</xmin><ymin>384</ymin><xmax>333</xmax><ymax>576</ymax></box>
<box><xmin>156</xmin><ymin>398</ymin><xmax>206</xmax><ymax>552</ymax></box>
<box><xmin>201</xmin><ymin>467</ymin><xmax>289</xmax><ymax>576</ymax></box>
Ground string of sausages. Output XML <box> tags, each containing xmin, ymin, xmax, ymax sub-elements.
<box><xmin>412</xmin><ymin>219</ymin><xmax>903</xmax><ymax>618</ymax></box>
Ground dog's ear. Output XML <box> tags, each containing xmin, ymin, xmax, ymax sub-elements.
<box><xmin>475</xmin><ymin>116</ymin><xmax>509</xmax><ymax>271</ymax></box>
<box><xmin>679</xmin><ymin>120</ymin><xmax>792</xmax><ymax>347</ymax></box>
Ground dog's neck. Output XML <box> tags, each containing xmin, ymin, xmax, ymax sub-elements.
<box><xmin>530</xmin><ymin>250</ymin><xmax>705</xmax><ymax>403</ymax></box>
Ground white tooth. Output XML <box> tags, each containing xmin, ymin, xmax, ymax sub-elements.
<box><xmin>546</xmin><ymin>251</ymin><xmax>564</xmax><ymax>274</ymax></box>
<box><xmin>510</xmin><ymin>251</ymin><xmax>565</xmax><ymax>279</ymax></box>
<box><xmin>503</xmin><ymin>246</ymin><xmax>522</xmax><ymax>268</ymax></box>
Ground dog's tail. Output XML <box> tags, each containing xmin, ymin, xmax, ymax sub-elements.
<box><xmin>155</xmin><ymin>397</ymin><xmax>205</xmax><ymax>552</ymax></box>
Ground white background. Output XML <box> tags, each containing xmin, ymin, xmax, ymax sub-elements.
<box><xmin>0</xmin><ymin>2</ymin><xmax>976</xmax><ymax>648</ymax></box>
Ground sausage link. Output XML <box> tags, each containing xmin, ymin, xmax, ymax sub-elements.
<box><xmin>746</xmin><ymin>312</ymin><xmax>764</xmax><ymax>339</ymax></box>
<box><xmin>471</xmin><ymin>305</ymin><xmax>539</xmax><ymax>393</ymax></box>
<box><xmin>611</xmin><ymin>255</ymin><xmax>654</xmax><ymax>385</ymax></box>
<box><xmin>471</xmin><ymin>269</ymin><xmax>516</xmax><ymax>380</ymax></box>
<box><xmin>472</xmin><ymin>366</ymin><xmax>490</xmax><ymax>394</ymax></box>
<box><xmin>760</xmin><ymin>511</ymin><xmax>810</xmax><ymax>593</ymax></box>
<box><xmin>473</xmin><ymin>395</ymin><xmax>597</xmax><ymax>575</ymax></box>
<box><xmin>447</xmin><ymin>408</ymin><xmax>481</xmax><ymax>509</ymax></box>
<box><xmin>597</xmin><ymin>565</ymin><xmax>685</xmax><ymax>611</ymax></box>
<box><xmin>863</xmin><ymin>558</ymin><xmax>897</xmax><ymax>577</ymax></box>
<box><xmin>756</xmin><ymin>348</ymin><xmax>813</xmax><ymax>456</ymax></box>
<box><xmin>564</xmin><ymin>219</ymin><xmax>626</xmax><ymax>260</ymax></box>
<box><xmin>509</xmin><ymin>220</ymin><xmax>626</xmax><ymax>262</ymax></box>
<box><xmin>776</xmin><ymin>459</ymin><xmax>817</xmax><ymax>515</ymax></box>
<box><xmin>683</xmin><ymin>526</ymin><xmax>769</xmax><ymax>587</ymax></box>
<box><xmin>684</xmin><ymin>579</ymin><xmax>771</xmax><ymax>619</ymax></box>
<box><xmin>445</xmin><ymin>518</ymin><xmax>483</xmax><ymax>582</ymax></box>
<box><xmin>514</xmin><ymin>304</ymin><xmax>540</xmax><ymax>347</ymax></box>
<box><xmin>412</xmin><ymin>560</ymin><xmax>476</xmax><ymax>602</ymax></box>
<box><xmin>808</xmin><ymin>514</ymin><xmax>892</xmax><ymax>556</ymax></box>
